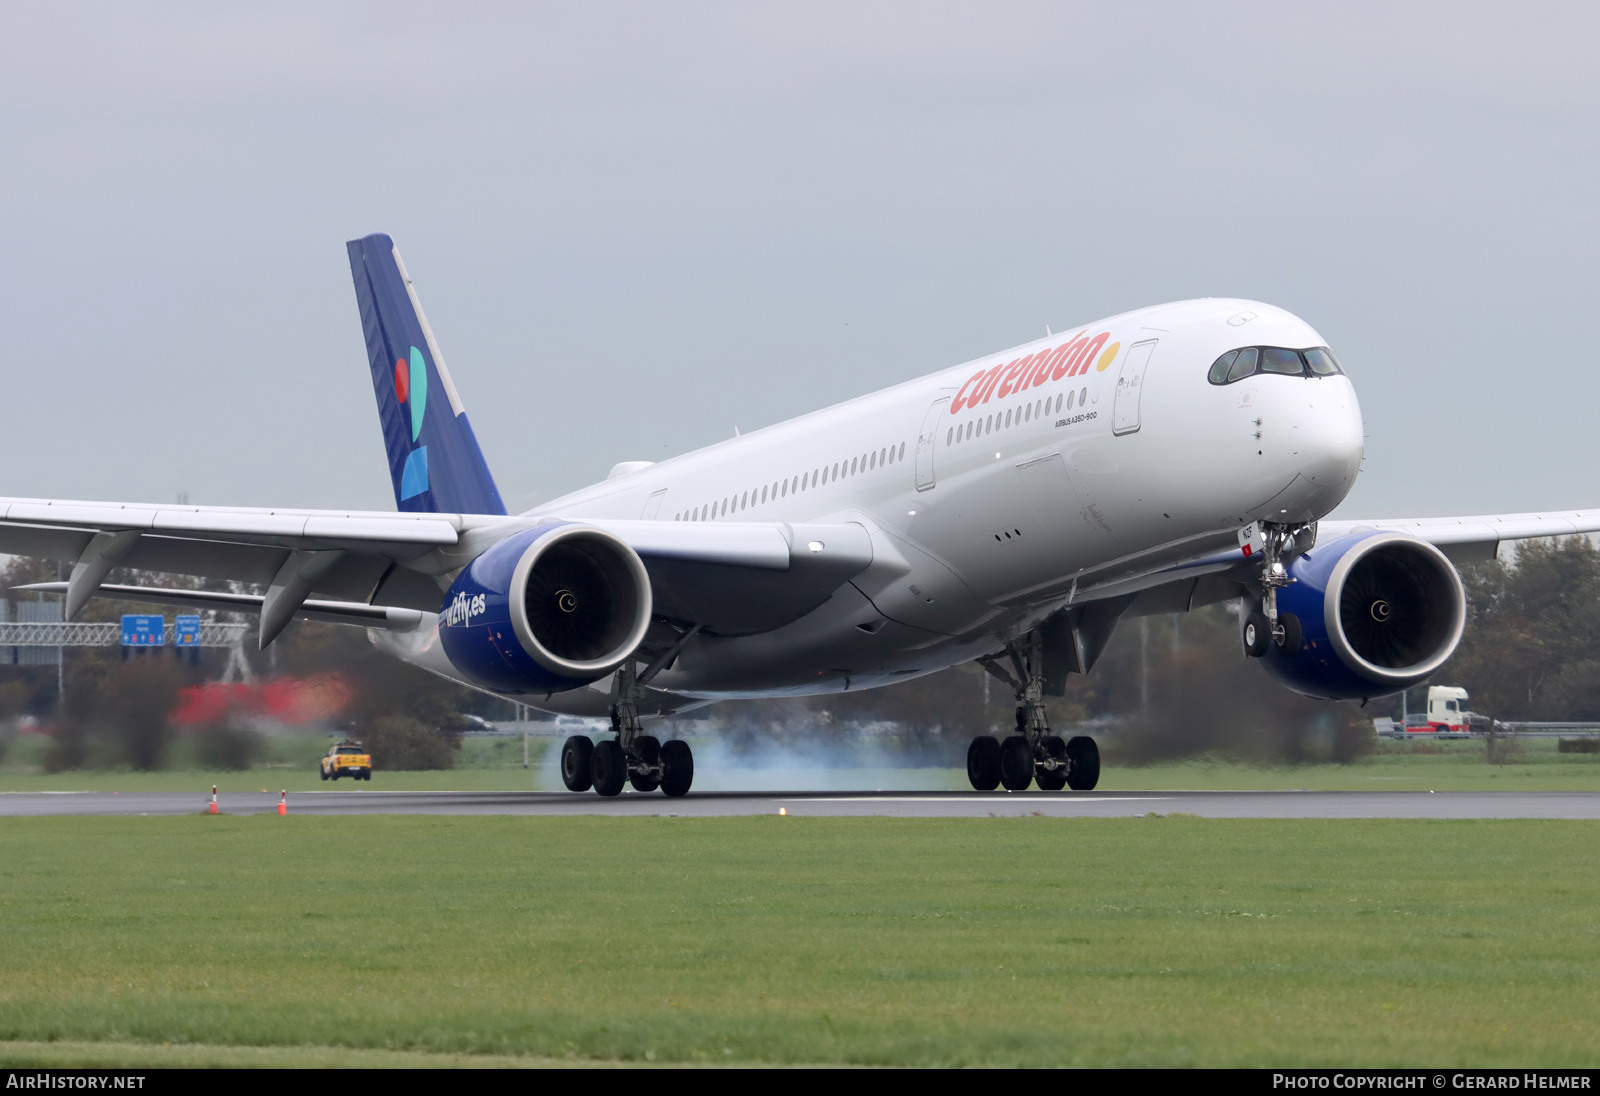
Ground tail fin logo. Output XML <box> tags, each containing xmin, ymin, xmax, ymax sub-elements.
<box><xmin>394</xmin><ymin>347</ymin><xmax>428</xmax><ymax>441</ymax></box>
<box><xmin>395</xmin><ymin>346</ymin><xmax>430</xmax><ymax>500</ymax></box>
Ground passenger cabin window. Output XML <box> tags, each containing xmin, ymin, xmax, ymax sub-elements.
<box><xmin>1209</xmin><ymin>345</ymin><xmax>1343</xmax><ymax>385</ymax></box>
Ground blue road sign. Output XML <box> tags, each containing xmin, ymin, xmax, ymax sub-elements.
<box><xmin>120</xmin><ymin>614</ymin><xmax>165</xmax><ymax>646</ymax></box>
<box><xmin>174</xmin><ymin>615</ymin><xmax>201</xmax><ymax>647</ymax></box>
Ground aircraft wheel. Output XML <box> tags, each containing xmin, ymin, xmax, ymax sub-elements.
<box><xmin>999</xmin><ymin>735</ymin><xmax>1034</xmax><ymax>791</ymax></box>
<box><xmin>560</xmin><ymin>735</ymin><xmax>594</xmax><ymax>792</ymax></box>
<box><xmin>1035</xmin><ymin>735</ymin><xmax>1068</xmax><ymax>791</ymax></box>
<box><xmin>320</xmin><ymin>769</ymin><xmax>328</xmax><ymax>781</ymax></box>
<box><xmin>660</xmin><ymin>739</ymin><xmax>694</xmax><ymax>798</ymax></box>
<box><xmin>966</xmin><ymin>736</ymin><xmax>1000</xmax><ymax>791</ymax></box>
<box><xmin>592</xmin><ymin>739</ymin><xmax>627</xmax><ymax>797</ymax></box>
<box><xmin>1066</xmin><ymin>736</ymin><xmax>1100</xmax><ymax>791</ymax></box>
<box><xmin>1242</xmin><ymin>611</ymin><xmax>1271</xmax><ymax>657</ymax></box>
<box><xmin>629</xmin><ymin>735</ymin><xmax>662</xmax><ymax>792</ymax></box>
<box><xmin>1275</xmin><ymin>612</ymin><xmax>1303</xmax><ymax>656</ymax></box>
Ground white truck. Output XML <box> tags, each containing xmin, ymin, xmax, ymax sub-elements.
<box><xmin>1375</xmin><ymin>685</ymin><xmax>1473</xmax><ymax>738</ymax></box>
<box><xmin>1416</xmin><ymin>686</ymin><xmax>1471</xmax><ymax>737</ymax></box>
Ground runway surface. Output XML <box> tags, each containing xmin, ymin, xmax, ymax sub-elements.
<box><xmin>2</xmin><ymin>788</ymin><xmax>1599</xmax><ymax>818</ymax></box>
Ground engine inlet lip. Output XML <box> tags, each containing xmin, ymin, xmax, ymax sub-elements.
<box><xmin>507</xmin><ymin>524</ymin><xmax>653</xmax><ymax>677</ymax></box>
<box><xmin>1321</xmin><ymin>531</ymin><xmax>1465</xmax><ymax>683</ymax></box>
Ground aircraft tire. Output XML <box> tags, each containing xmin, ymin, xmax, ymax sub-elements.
<box><xmin>592</xmin><ymin>739</ymin><xmax>627</xmax><ymax>797</ymax></box>
<box><xmin>560</xmin><ymin>736</ymin><xmax>594</xmax><ymax>793</ymax></box>
<box><xmin>966</xmin><ymin>736</ymin><xmax>1000</xmax><ymax>791</ymax></box>
<box><xmin>1275</xmin><ymin>612</ymin><xmax>1303</xmax><ymax>655</ymax></box>
<box><xmin>1035</xmin><ymin>735</ymin><xmax>1068</xmax><ymax>791</ymax></box>
<box><xmin>660</xmin><ymin>739</ymin><xmax>694</xmax><ymax>798</ymax></box>
<box><xmin>1242</xmin><ymin>611</ymin><xmax>1271</xmax><ymax>657</ymax></box>
<box><xmin>999</xmin><ymin>735</ymin><xmax>1034</xmax><ymax>791</ymax></box>
<box><xmin>1066</xmin><ymin>736</ymin><xmax>1100</xmax><ymax>791</ymax></box>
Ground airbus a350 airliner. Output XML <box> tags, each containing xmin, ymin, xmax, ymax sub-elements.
<box><xmin>8</xmin><ymin>234</ymin><xmax>1599</xmax><ymax>796</ymax></box>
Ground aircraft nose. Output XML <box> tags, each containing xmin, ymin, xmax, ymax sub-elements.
<box><xmin>1292</xmin><ymin>378</ymin><xmax>1364</xmax><ymax>513</ymax></box>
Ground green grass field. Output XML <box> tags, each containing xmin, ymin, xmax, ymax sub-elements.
<box><xmin>2</xmin><ymin>815</ymin><xmax>1598</xmax><ymax>1067</ymax></box>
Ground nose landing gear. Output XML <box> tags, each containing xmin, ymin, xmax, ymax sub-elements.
<box><xmin>967</xmin><ymin>629</ymin><xmax>1099</xmax><ymax>792</ymax></box>
<box><xmin>1241</xmin><ymin>521</ymin><xmax>1313</xmax><ymax>659</ymax></box>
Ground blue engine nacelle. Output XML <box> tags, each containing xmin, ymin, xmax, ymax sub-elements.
<box><xmin>438</xmin><ymin>523</ymin><xmax>653</xmax><ymax>695</ymax></box>
<box><xmin>1259</xmin><ymin>531</ymin><xmax>1467</xmax><ymax>701</ymax></box>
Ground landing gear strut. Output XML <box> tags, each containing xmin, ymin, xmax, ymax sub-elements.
<box><xmin>562</xmin><ymin>656</ymin><xmax>697</xmax><ymax>798</ymax></box>
<box><xmin>968</xmin><ymin>630</ymin><xmax>1099</xmax><ymax>792</ymax></box>
<box><xmin>1242</xmin><ymin>521</ymin><xmax>1313</xmax><ymax>659</ymax></box>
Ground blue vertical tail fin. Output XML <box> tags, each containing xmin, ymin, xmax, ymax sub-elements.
<box><xmin>346</xmin><ymin>233</ymin><xmax>507</xmax><ymax>516</ymax></box>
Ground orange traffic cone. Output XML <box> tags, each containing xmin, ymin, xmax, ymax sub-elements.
<box><xmin>277</xmin><ymin>790</ymin><xmax>287</xmax><ymax>816</ymax></box>
<box><xmin>208</xmin><ymin>785</ymin><xmax>218</xmax><ymax>815</ymax></box>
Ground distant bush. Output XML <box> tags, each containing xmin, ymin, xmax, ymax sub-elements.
<box><xmin>42</xmin><ymin>723</ymin><xmax>90</xmax><ymax>773</ymax></box>
<box><xmin>192</xmin><ymin>721</ymin><xmax>265</xmax><ymax>770</ymax></box>
<box><xmin>357</xmin><ymin>715</ymin><xmax>460</xmax><ymax>771</ymax></box>
<box><xmin>59</xmin><ymin>658</ymin><xmax>186</xmax><ymax>771</ymax></box>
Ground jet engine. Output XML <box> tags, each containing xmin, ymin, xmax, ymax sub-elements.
<box><xmin>438</xmin><ymin>523</ymin><xmax>653</xmax><ymax>694</ymax></box>
<box><xmin>1258</xmin><ymin>531</ymin><xmax>1466</xmax><ymax>701</ymax></box>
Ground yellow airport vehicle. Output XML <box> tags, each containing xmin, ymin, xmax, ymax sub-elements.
<box><xmin>320</xmin><ymin>742</ymin><xmax>372</xmax><ymax>781</ymax></box>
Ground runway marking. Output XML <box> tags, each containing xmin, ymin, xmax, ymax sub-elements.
<box><xmin>0</xmin><ymin>790</ymin><xmax>94</xmax><ymax>795</ymax></box>
<box><xmin>779</xmin><ymin>795</ymin><xmax>1174</xmax><ymax>804</ymax></box>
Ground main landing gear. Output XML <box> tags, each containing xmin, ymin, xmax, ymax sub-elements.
<box><xmin>1241</xmin><ymin>521</ymin><xmax>1313</xmax><ymax>660</ymax></box>
<box><xmin>558</xmin><ymin>661</ymin><xmax>694</xmax><ymax>798</ymax></box>
<box><xmin>966</xmin><ymin>630</ymin><xmax>1099</xmax><ymax>792</ymax></box>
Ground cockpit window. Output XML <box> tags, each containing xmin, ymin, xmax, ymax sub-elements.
<box><xmin>1208</xmin><ymin>345</ymin><xmax>1343</xmax><ymax>385</ymax></box>
<box><xmin>1207</xmin><ymin>350</ymin><xmax>1238</xmax><ymax>385</ymax></box>
<box><xmin>1226</xmin><ymin>347</ymin><xmax>1259</xmax><ymax>382</ymax></box>
<box><xmin>1304</xmin><ymin>347</ymin><xmax>1342</xmax><ymax>376</ymax></box>
<box><xmin>1259</xmin><ymin>347</ymin><xmax>1304</xmax><ymax>375</ymax></box>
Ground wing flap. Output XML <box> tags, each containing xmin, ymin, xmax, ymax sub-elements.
<box><xmin>15</xmin><ymin>582</ymin><xmax>424</xmax><ymax>632</ymax></box>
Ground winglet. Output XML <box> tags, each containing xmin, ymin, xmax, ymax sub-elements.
<box><xmin>346</xmin><ymin>234</ymin><xmax>508</xmax><ymax>516</ymax></box>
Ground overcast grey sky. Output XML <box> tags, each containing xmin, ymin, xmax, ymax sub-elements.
<box><xmin>1</xmin><ymin>3</ymin><xmax>1596</xmax><ymax>518</ymax></box>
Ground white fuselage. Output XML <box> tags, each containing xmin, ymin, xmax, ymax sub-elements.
<box><xmin>399</xmin><ymin>298</ymin><xmax>1365</xmax><ymax>715</ymax></box>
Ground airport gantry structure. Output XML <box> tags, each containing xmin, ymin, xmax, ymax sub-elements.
<box><xmin>0</xmin><ymin>617</ymin><xmax>255</xmax><ymax>703</ymax></box>
<box><xmin>0</xmin><ymin>621</ymin><xmax>250</xmax><ymax>649</ymax></box>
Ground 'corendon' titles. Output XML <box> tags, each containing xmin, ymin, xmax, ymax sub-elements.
<box><xmin>950</xmin><ymin>330</ymin><xmax>1120</xmax><ymax>414</ymax></box>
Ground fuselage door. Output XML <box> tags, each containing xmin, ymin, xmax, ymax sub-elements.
<box><xmin>1112</xmin><ymin>339</ymin><xmax>1159</xmax><ymax>436</ymax></box>
<box><xmin>915</xmin><ymin>397</ymin><xmax>950</xmax><ymax>491</ymax></box>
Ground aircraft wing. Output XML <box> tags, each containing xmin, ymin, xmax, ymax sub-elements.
<box><xmin>1093</xmin><ymin>506</ymin><xmax>1600</xmax><ymax>642</ymax></box>
<box><xmin>0</xmin><ymin>496</ymin><xmax>873</xmax><ymax>644</ymax></box>
<box><xmin>1317</xmin><ymin>508</ymin><xmax>1600</xmax><ymax>563</ymax></box>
